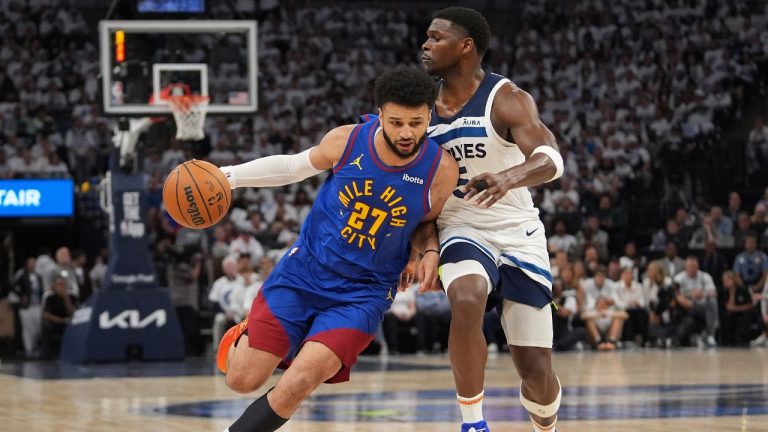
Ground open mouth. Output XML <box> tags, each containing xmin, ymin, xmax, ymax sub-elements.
<box><xmin>397</xmin><ymin>141</ymin><xmax>415</xmax><ymax>151</ymax></box>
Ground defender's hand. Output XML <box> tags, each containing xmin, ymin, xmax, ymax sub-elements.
<box><xmin>461</xmin><ymin>173</ymin><xmax>510</xmax><ymax>208</ymax></box>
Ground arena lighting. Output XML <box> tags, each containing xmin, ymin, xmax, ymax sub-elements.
<box><xmin>115</xmin><ymin>29</ymin><xmax>125</xmax><ymax>62</ymax></box>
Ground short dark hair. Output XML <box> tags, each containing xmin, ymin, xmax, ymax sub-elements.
<box><xmin>594</xmin><ymin>265</ymin><xmax>607</xmax><ymax>275</ymax></box>
<box><xmin>434</xmin><ymin>7</ymin><xmax>491</xmax><ymax>57</ymax></box>
<box><xmin>374</xmin><ymin>65</ymin><xmax>436</xmax><ymax>109</ymax></box>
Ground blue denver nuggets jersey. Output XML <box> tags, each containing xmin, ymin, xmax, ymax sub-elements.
<box><xmin>299</xmin><ymin>114</ymin><xmax>442</xmax><ymax>291</ymax></box>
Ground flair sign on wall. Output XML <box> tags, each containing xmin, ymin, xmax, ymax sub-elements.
<box><xmin>0</xmin><ymin>179</ymin><xmax>74</xmax><ymax>217</ymax></box>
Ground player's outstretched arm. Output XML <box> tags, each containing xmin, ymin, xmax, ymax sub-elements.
<box><xmin>219</xmin><ymin>124</ymin><xmax>355</xmax><ymax>189</ymax></box>
<box><xmin>463</xmin><ymin>85</ymin><xmax>563</xmax><ymax>207</ymax></box>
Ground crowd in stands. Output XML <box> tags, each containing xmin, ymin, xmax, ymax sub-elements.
<box><xmin>2</xmin><ymin>0</ymin><xmax>768</xmax><ymax>358</ymax></box>
<box><xmin>6</xmin><ymin>247</ymin><xmax>102</xmax><ymax>358</ymax></box>
<box><xmin>0</xmin><ymin>1</ymin><xmax>107</xmax><ymax>181</ymax></box>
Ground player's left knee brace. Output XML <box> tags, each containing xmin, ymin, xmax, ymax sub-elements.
<box><xmin>519</xmin><ymin>376</ymin><xmax>561</xmax><ymax>418</ymax></box>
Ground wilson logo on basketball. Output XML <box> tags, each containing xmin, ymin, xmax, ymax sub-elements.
<box><xmin>183</xmin><ymin>186</ymin><xmax>205</xmax><ymax>226</ymax></box>
<box><xmin>163</xmin><ymin>160</ymin><xmax>231</xmax><ymax>229</ymax></box>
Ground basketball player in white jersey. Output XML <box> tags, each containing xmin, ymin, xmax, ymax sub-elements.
<box><xmin>422</xmin><ymin>7</ymin><xmax>563</xmax><ymax>432</ymax></box>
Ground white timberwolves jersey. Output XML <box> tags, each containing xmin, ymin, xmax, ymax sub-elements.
<box><xmin>428</xmin><ymin>72</ymin><xmax>539</xmax><ymax>230</ymax></box>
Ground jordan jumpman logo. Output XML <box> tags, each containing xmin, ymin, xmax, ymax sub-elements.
<box><xmin>350</xmin><ymin>154</ymin><xmax>363</xmax><ymax>170</ymax></box>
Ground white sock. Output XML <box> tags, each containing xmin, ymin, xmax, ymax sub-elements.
<box><xmin>457</xmin><ymin>391</ymin><xmax>484</xmax><ymax>423</ymax></box>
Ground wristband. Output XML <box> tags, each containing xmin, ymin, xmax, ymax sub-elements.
<box><xmin>531</xmin><ymin>145</ymin><xmax>564</xmax><ymax>182</ymax></box>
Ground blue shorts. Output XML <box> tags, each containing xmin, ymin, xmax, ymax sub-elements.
<box><xmin>440</xmin><ymin>240</ymin><xmax>553</xmax><ymax>309</ymax></box>
<box><xmin>247</xmin><ymin>244</ymin><xmax>391</xmax><ymax>383</ymax></box>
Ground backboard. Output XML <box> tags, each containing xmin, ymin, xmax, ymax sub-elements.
<box><xmin>99</xmin><ymin>20</ymin><xmax>257</xmax><ymax>116</ymax></box>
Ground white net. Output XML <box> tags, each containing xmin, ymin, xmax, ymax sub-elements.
<box><xmin>167</xmin><ymin>95</ymin><xmax>209</xmax><ymax>141</ymax></box>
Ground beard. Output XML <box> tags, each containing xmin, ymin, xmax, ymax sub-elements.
<box><xmin>382</xmin><ymin>129</ymin><xmax>426</xmax><ymax>160</ymax></box>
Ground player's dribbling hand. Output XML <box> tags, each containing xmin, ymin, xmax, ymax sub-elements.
<box><xmin>416</xmin><ymin>250</ymin><xmax>440</xmax><ymax>293</ymax></box>
<box><xmin>461</xmin><ymin>172</ymin><xmax>509</xmax><ymax>208</ymax></box>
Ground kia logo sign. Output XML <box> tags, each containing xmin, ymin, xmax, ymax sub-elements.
<box><xmin>99</xmin><ymin>310</ymin><xmax>167</xmax><ymax>329</ymax></box>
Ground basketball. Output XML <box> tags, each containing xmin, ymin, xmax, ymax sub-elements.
<box><xmin>162</xmin><ymin>159</ymin><xmax>231</xmax><ymax>229</ymax></box>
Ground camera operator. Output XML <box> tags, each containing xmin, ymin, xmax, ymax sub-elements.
<box><xmin>165</xmin><ymin>245</ymin><xmax>203</xmax><ymax>356</ymax></box>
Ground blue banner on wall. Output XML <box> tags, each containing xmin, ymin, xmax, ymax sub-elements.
<box><xmin>0</xmin><ymin>179</ymin><xmax>74</xmax><ymax>217</ymax></box>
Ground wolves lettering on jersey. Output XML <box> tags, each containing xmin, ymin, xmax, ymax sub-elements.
<box><xmin>298</xmin><ymin>114</ymin><xmax>442</xmax><ymax>287</ymax></box>
<box><xmin>446</xmin><ymin>142</ymin><xmax>487</xmax><ymax>161</ymax></box>
<box><xmin>429</xmin><ymin>118</ymin><xmax>489</xmax><ymax>198</ymax></box>
<box><xmin>428</xmin><ymin>72</ymin><xmax>540</xmax><ymax>228</ymax></box>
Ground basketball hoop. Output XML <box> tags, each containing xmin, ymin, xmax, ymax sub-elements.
<box><xmin>166</xmin><ymin>95</ymin><xmax>209</xmax><ymax>141</ymax></box>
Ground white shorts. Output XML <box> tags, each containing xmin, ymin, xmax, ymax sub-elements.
<box><xmin>438</xmin><ymin>222</ymin><xmax>554</xmax><ymax>348</ymax></box>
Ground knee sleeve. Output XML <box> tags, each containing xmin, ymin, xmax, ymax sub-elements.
<box><xmin>519</xmin><ymin>376</ymin><xmax>561</xmax><ymax>418</ymax></box>
<box><xmin>500</xmin><ymin>300</ymin><xmax>554</xmax><ymax>348</ymax></box>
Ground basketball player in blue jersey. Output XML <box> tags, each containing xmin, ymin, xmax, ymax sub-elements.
<box><xmin>213</xmin><ymin>66</ymin><xmax>458</xmax><ymax>432</ymax></box>
<box><xmin>422</xmin><ymin>7</ymin><xmax>564</xmax><ymax>432</ymax></box>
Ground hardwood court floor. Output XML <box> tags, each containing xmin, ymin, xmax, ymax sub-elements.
<box><xmin>2</xmin><ymin>349</ymin><xmax>767</xmax><ymax>432</ymax></box>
